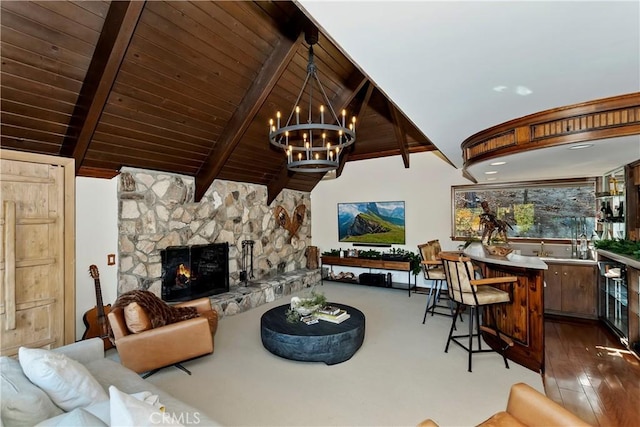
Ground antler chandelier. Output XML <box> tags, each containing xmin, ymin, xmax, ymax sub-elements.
<box><xmin>269</xmin><ymin>29</ymin><xmax>356</xmax><ymax>173</ymax></box>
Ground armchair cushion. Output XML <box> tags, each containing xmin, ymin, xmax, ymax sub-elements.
<box><xmin>124</xmin><ymin>302</ymin><xmax>152</xmax><ymax>333</ymax></box>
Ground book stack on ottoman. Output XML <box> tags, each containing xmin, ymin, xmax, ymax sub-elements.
<box><xmin>315</xmin><ymin>305</ymin><xmax>351</xmax><ymax>324</ymax></box>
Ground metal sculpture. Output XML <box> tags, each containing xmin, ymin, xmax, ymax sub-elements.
<box><xmin>479</xmin><ymin>201</ymin><xmax>512</xmax><ymax>244</ymax></box>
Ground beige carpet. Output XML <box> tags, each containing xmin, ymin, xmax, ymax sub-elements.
<box><xmin>144</xmin><ymin>282</ymin><xmax>543</xmax><ymax>427</ymax></box>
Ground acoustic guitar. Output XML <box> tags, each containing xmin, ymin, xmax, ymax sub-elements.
<box><xmin>82</xmin><ymin>265</ymin><xmax>114</xmax><ymax>350</ymax></box>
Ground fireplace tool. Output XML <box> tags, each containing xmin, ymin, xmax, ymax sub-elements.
<box><xmin>240</xmin><ymin>240</ymin><xmax>255</xmax><ymax>283</ymax></box>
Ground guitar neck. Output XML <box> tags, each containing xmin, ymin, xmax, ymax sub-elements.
<box><xmin>94</xmin><ymin>278</ymin><xmax>106</xmax><ymax>318</ymax></box>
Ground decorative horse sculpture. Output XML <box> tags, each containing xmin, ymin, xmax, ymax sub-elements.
<box><xmin>479</xmin><ymin>201</ymin><xmax>512</xmax><ymax>244</ymax></box>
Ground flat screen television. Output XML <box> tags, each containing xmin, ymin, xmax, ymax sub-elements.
<box><xmin>337</xmin><ymin>201</ymin><xmax>405</xmax><ymax>244</ymax></box>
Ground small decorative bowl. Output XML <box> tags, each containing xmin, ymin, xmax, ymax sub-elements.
<box><xmin>483</xmin><ymin>244</ymin><xmax>514</xmax><ymax>258</ymax></box>
<box><xmin>290</xmin><ymin>296</ymin><xmax>319</xmax><ymax>316</ymax></box>
<box><xmin>294</xmin><ymin>305</ymin><xmax>320</xmax><ymax>316</ymax></box>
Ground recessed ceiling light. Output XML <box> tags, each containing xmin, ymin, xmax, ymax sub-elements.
<box><xmin>486</xmin><ymin>177</ymin><xmax>497</xmax><ymax>181</ymax></box>
<box><xmin>568</xmin><ymin>144</ymin><xmax>594</xmax><ymax>150</ymax></box>
<box><xmin>493</xmin><ymin>85</ymin><xmax>508</xmax><ymax>93</ymax></box>
<box><xmin>485</xmin><ymin>171</ymin><xmax>498</xmax><ymax>175</ymax></box>
<box><xmin>515</xmin><ymin>86</ymin><xmax>532</xmax><ymax>96</ymax></box>
<box><xmin>490</xmin><ymin>161</ymin><xmax>507</xmax><ymax>166</ymax></box>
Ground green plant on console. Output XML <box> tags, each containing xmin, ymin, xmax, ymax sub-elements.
<box><xmin>593</xmin><ymin>239</ymin><xmax>640</xmax><ymax>259</ymax></box>
<box><xmin>322</xmin><ymin>249</ymin><xmax>341</xmax><ymax>256</ymax></box>
<box><xmin>387</xmin><ymin>248</ymin><xmax>422</xmax><ymax>276</ymax></box>
<box><xmin>357</xmin><ymin>249</ymin><xmax>382</xmax><ymax>259</ymax></box>
<box><xmin>406</xmin><ymin>251</ymin><xmax>422</xmax><ymax>276</ymax></box>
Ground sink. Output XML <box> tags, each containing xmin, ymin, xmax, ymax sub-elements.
<box><xmin>538</xmin><ymin>255</ymin><xmax>596</xmax><ymax>263</ymax></box>
<box><xmin>527</xmin><ymin>251</ymin><xmax>596</xmax><ymax>262</ymax></box>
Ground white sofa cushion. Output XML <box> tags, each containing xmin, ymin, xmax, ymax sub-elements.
<box><xmin>34</xmin><ymin>407</ymin><xmax>107</xmax><ymax>427</ymax></box>
<box><xmin>0</xmin><ymin>356</ymin><xmax>64</xmax><ymax>426</ymax></box>
<box><xmin>18</xmin><ymin>347</ymin><xmax>108</xmax><ymax>412</ymax></box>
<box><xmin>84</xmin><ymin>358</ymin><xmax>217</xmax><ymax>425</ymax></box>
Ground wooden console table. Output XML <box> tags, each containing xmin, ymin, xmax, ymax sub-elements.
<box><xmin>320</xmin><ymin>256</ymin><xmax>415</xmax><ymax>296</ymax></box>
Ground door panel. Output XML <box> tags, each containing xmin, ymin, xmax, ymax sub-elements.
<box><xmin>561</xmin><ymin>264</ymin><xmax>597</xmax><ymax>316</ymax></box>
<box><xmin>544</xmin><ymin>266</ymin><xmax>562</xmax><ymax>312</ymax></box>
<box><xmin>1</xmin><ymin>157</ymin><xmax>66</xmax><ymax>356</ymax></box>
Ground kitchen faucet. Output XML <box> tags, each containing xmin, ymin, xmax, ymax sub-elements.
<box><xmin>538</xmin><ymin>241</ymin><xmax>550</xmax><ymax>257</ymax></box>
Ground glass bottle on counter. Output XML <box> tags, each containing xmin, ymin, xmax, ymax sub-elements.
<box><xmin>605</xmin><ymin>202</ymin><xmax>614</xmax><ymax>221</ymax></box>
<box><xmin>579</xmin><ymin>233</ymin><xmax>588</xmax><ymax>259</ymax></box>
<box><xmin>616</xmin><ymin>201</ymin><xmax>624</xmax><ymax>221</ymax></box>
<box><xmin>600</xmin><ymin>202</ymin><xmax>607</xmax><ymax>220</ymax></box>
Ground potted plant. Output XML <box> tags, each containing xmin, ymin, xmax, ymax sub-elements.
<box><xmin>593</xmin><ymin>238</ymin><xmax>640</xmax><ymax>259</ymax></box>
<box><xmin>286</xmin><ymin>287</ymin><xmax>327</xmax><ymax>322</ymax></box>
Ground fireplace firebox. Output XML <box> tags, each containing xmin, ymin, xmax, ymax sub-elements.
<box><xmin>161</xmin><ymin>243</ymin><xmax>229</xmax><ymax>302</ymax></box>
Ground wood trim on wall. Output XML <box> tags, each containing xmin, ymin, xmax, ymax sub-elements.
<box><xmin>462</xmin><ymin>93</ymin><xmax>640</xmax><ymax>167</ymax></box>
<box><xmin>626</xmin><ymin>161</ymin><xmax>640</xmax><ymax>241</ymax></box>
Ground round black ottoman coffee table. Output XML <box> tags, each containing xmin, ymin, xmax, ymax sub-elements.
<box><xmin>260</xmin><ymin>303</ymin><xmax>365</xmax><ymax>365</ymax></box>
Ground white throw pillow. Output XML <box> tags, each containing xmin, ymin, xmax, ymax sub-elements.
<box><xmin>18</xmin><ymin>347</ymin><xmax>108</xmax><ymax>412</ymax></box>
<box><xmin>109</xmin><ymin>386</ymin><xmax>184</xmax><ymax>427</ymax></box>
<box><xmin>0</xmin><ymin>356</ymin><xmax>64</xmax><ymax>426</ymax></box>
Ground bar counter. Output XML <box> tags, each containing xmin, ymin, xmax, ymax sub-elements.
<box><xmin>463</xmin><ymin>243</ymin><xmax>547</xmax><ymax>373</ymax></box>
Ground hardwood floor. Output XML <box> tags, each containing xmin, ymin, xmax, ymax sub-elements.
<box><xmin>544</xmin><ymin>318</ymin><xmax>640</xmax><ymax>426</ymax></box>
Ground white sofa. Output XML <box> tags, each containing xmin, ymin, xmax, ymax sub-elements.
<box><xmin>1</xmin><ymin>338</ymin><xmax>218</xmax><ymax>426</ymax></box>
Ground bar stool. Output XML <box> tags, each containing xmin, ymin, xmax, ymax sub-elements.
<box><xmin>418</xmin><ymin>240</ymin><xmax>455</xmax><ymax>323</ymax></box>
<box><xmin>440</xmin><ymin>252</ymin><xmax>517</xmax><ymax>372</ymax></box>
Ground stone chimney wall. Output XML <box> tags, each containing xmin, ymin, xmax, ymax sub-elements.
<box><xmin>117</xmin><ymin>167</ymin><xmax>311</xmax><ymax>296</ymax></box>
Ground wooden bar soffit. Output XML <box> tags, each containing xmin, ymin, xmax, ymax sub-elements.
<box><xmin>462</xmin><ymin>92</ymin><xmax>640</xmax><ymax>167</ymax></box>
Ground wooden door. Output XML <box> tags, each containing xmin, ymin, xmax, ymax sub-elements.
<box><xmin>544</xmin><ymin>265</ymin><xmax>562</xmax><ymax>312</ymax></box>
<box><xmin>561</xmin><ymin>264</ymin><xmax>597</xmax><ymax>317</ymax></box>
<box><xmin>0</xmin><ymin>150</ymin><xmax>75</xmax><ymax>356</ymax></box>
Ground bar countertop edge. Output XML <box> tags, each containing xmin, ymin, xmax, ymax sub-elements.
<box><xmin>463</xmin><ymin>242</ymin><xmax>549</xmax><ymax>270</ymax></box>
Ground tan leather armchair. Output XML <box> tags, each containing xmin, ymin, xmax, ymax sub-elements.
<box><xmin>108</xmin><ymin>297</ymin><xmax>217</xmax><ymax>377</ymax></box>
<box><xmin>418</xmin><ymin>382</ymin><xmax>592</xmax><ymax>426</ymax></box>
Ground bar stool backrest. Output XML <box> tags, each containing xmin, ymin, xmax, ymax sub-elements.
<box><xmin>440</xmin><ymin>253</ymin><xmax>478</xmax><ymax>306</ymax></box>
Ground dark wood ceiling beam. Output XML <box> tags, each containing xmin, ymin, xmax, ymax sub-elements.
<box><xmin>266</xmin><ymin>166</ymin><xmax>294</xmax><ymax>205</ymax></box>
<box><xmin>349</xmin><ymin>149</ymin><xmax>411</xmax><ymax>161</ymax></box>
<box><xmin>194</xmin><ymin>27</ymin><xmax>305</xmax><ymax>201</ymax></box>
<box><xmin>389</xmin><ymin>101</ymin><xmax>410</xmax><ymax>168</ymax></box>
<box><xmin>59</xmin><ymin>0</ymin><xmax>145</xmax><ymax>173</ymax></box>
<box><xmin>336</xmin><ymin>80</ymin><xmax>374</xmax><ymax>178</ymax></box>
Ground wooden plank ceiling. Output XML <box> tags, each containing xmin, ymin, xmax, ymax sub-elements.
<box><xmin>1</xmin><ymin>0</ymin><xmax>440</xmax><ymax>202</ymax></box>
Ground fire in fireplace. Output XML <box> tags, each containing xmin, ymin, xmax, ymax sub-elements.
<box><xmin>161</xmin><ymin>243</ymin><xmax>229</xmax><ymax>302</ymax></box>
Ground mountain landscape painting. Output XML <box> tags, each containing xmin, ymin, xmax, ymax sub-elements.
<box><xmin>337</xmin><ymin>201</ymin><xmax>405</xmax><ymax>244</ymax></box>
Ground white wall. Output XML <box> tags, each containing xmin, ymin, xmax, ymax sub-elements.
<box><xmin>72</xmin><ymin>152</ymin><xmax>466</xmax><ymax>334</ymax></box>
<box><xmin>311</xmin><ymin>152</ymin><xmax>469</xmax><ymax>285</ymax></box>
<box><xmin>75</xmin><ymin>176</ymin><xmax>119</xmax><ymax>340</ymax></box>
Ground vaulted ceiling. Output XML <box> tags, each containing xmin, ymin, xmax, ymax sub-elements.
<box><xmin>0</xmin><ymin>1</ymin><xmax>442</xmax><ymax>202</ymax></box>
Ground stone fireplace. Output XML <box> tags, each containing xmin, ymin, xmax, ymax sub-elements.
<box><xmin>161</xmin><ymin>243</ymin><xmax>229</xmax><ymax>302</ymax></box>
<box><xmin>117</xmin><ymin>167</ymin><xmax>312</xmax><ymax>300</ymax></box>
